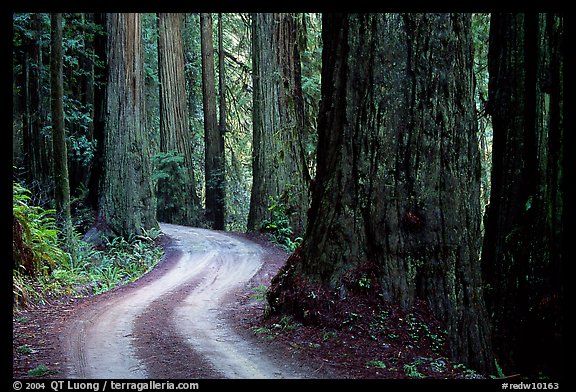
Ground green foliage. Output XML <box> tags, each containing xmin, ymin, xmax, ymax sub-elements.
<box><xmin>453</xmin><ymin>363</ymin><xmax>482</xmax><ymax>379</ymax></box>
<box><xmin>28</xmin><ymin>364</ymin><xmax>53</xmax><ymax>377</ymax></box>
<box><xmin>13</xmin><ymin>181</ymin><xmax>67</xmax><ymax>278</ymax></box>
<box><xmin>152</xmin><ymin>150</ymin><xmax>192</xmax><ymax>221</ymax></box>
<box><xmin>358</xmin><ymin>273</ymin><xmax>372</xmax><ymax>289</ymax></box>
<box><xmin>490</xmin><ymin>359</ymin><xmax>506</xmax><ymax>379</ymax></box>
<box><xmin>52</xmin><ymin>229</ymin><xmax>164</xmax><ymax>296</ymax></box>
<box><xmin>322</xmin><ymin>329</ymin><xmax>337</xmax><ymax>342</ymax></box>
<box><xmin>251</xmin><ymin>315</ymin><xmax>300</xmax><ymax>341</ymax></box>
<box><xmin>403</xmin><ymin>313</ymin><xmax>446</xmax><ymax>352</ymax></box>
<box><xmin>261</xmin><ymin>193</ymin><xmax>303</xmax><ymax>252</ymax></box>
<box><xmin>218</xmin><ymin>14</ymin><xmax>253</xmax><ymax>231</ymax></box>
<box><xmin>299</xmin><ymin>13</ymin><xmax>322</xmax><ymax>169</ymax></box>
<box><xmin>17</xmin><ymin>344</ymin><xmax>35</xmax><ymax>355</ymax></box>
<box><xmin>13</xmin><ymin>181</ymin><xmax>164</xmax><ymax>310</ymax></box>
<box><xmin>404</xmin><ymin>357</ymin><xmax>450</xmax><ymax>378</ymax></box>
<box><xmin>64</xmin><ymin>97</ymin><xmax>95</xmax><ymax>165</ymax></box>
<box><xmin>250</xmin><ymin>285</ymin><xmax>269</xmax><ymax>302</ymax></box>
<box><xmin>472</xmin><ymin>13</ymin><xmax>493</xmax><ymax>218</ymax></box>
<box><xmin>366</xmin><ymin>359</ymin><xmax>387</xmax><ymax>369</ymax></box>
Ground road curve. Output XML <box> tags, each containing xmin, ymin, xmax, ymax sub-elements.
<box><xmin>63</xmin><ymin>223</ymin><xmax>310</xmax><ymax>379</ymax></box>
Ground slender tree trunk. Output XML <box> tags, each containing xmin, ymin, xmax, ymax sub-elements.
<box><xmin>247</xmin><ymin>13</ymin><xmax>310</xmax><ymax>235</ymax></box>
<box><xmin>23</xmin><ymin>13</ymin><xmax>53</xmax><ymax>204</ymax></box>
<box><xmin>157</xmin><ymin>12</ymin><xmax>201</xmax><ymax>226</ymax></box>
<box><xmin>87</xmin><ymin>13</ymin><xmax>107</xmax><ymax>211</ymax></box>
<box><xmin>50</xmin><ymin>13</ymin><xmax>72</xmax><ymax>231</ymax></box>
<box><xmin>200</xmin><ymin>13</ymin><xmax>225</xmax><ymax>230</ymax></box>
<box><xmin>66</xmin><ymin>13</ymin><xmax>95</xmax><ymax>199</ymax></box>
<box><xmin>218</xmin><ymin>13</ymin><xmax>227</xmax><ymax>136</ymax></box>
<box><xmin>482</xmin><ymin>13</ymin><xmax>564</xmax><ymax>378</ymax></box>
<box><xmin>268</xmin><ymin>13</ymin><xmax>495</xmax><ymax>375</ymax></box>
<box><xmin>98</xmin><ymin>13</ymin><xmax>157</xmax><ymax>237</ymax></box>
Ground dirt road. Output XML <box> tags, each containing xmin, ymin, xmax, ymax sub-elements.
<box><xmin>62</xmin><ymin>223</ymin><xmax>318</xmax><ymax>379</ymax></box>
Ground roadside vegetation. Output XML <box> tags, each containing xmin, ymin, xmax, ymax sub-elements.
<box><xmin>12</xmin><ymin>180</ymin><xmax>164</xmax><ymax>312</ymax></box>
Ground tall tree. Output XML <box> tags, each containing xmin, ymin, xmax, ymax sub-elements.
<box><xmin>268</xmin><ymin>13</ymin><xmax>495</xmax><ymax>374</ymax></box>
<box><xmin>22</xmin><ymin>13</ymin><xmax>53</xmax><ymax>203</ymax></box>
<box><xmin>218</xmin><ymin>13</ymin><xmax>228</xmax><ymax>136</ymax></box>
<box><xmin>64</xmin><ymin>13</ymin><xmax>96</xmax><ymax>199</ymax></box>
<box><xmin>97</xmin><ymin>13</ymin><xmax>157</xmax><ymax>237</ymax></box>
<box><xmin>247</xmin><ymin>13</ymin><xmax>310</xmax><ymax>235</ymax></box>
<box><xmin>50</xmin><ymin>13</ymin><xmax>72</xmax><ymax>231</ymax></box>
<box><xmin>87</xmin><ymin>13</ymin><xmax>107</xmax><ymax>211</ymax></box>
<box><xmin>482</xmin><ymin>13</ymin><xmax>564</xmax><ymax>378</ymax></box>
<box><xmin>200</xmin><ymin>13</ymin><xmax>225</xmax><ymax>230</ymax></box>
<box><xmin>156</xmin><ymin>13</ymin><xmax>201</xmax><ymax>226</ymax></box>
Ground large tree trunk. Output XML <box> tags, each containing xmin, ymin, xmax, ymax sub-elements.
<box><xmin>247</xmin><ymin>13</ymin><xmax>310</xmax><ymax>235</ymax></box>
<box><xmin>97</xmin><ymin>13</ymin><xmax>157</xmax><ymax>238</ymax></box>
<box><xmin>269</xmin><ymin>13</ymin><xmax>495</xmax><ymax>375</ymax></box>
<box><xmin>157</xmin><ymin>13</ymin><xmax>201</xmax><ymax>226</ymax></box>
<box><xmin>482</xmin><ymin>13</ymin><xmax>564</xmax><ymax>378</ymax></box>
<box><xmin>50</xmin><ymin>13</ymin><xmax>72</xmax><ymax>230</ymax></box>
<box><xmin>200</xmin><ymin>13</ymin><xmax>225</xmax><ymax>230</ymax></box>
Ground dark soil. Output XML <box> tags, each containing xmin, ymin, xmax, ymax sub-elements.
<box><xmin>12</xmin><ymin>232</ymin><xmax>489</xmax><ymax>380</ymax></box>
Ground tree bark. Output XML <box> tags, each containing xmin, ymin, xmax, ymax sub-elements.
<box><xmin>98</xmin><ymin>13</ymin><xmax>157</xmax><ymax>238</ymax></box>
<box><xmin>268</xmin><ymin>13</ymin><xmax>495</xmax><ymax>375</ymax></box>
<box><xmin>87</xmin><ymin>13</ymin><xmax>107</xmax><ymax>211</ymax></box>
<box><xmin>218</xmin><ymin>13</ymin><xmax>227</xmax><ymax>136</ymax></box>
<box><xmin>200</xmin><ymin>13</ymin><xmax>225</xmax><ymax>230</ymax></box>
<box><xmin>482</xmin><ymin>13</ymin><xmax>564</xmax><ymax>378</ymax></box>
<box><xmin>157</xmin><ymin>13</ymin><xmax>201</xmax><ymax>226</ymax></box>
<box><xmin>247</xmin><ymin>13</ymin><xmax>310</xmax><ymax>235</ymax></box>
<box><xmin>50</xmin><ymin>13</ymin><xmax>72</xmax><ymax>230</ymax></box>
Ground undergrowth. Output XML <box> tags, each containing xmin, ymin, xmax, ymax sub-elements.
<box><xmin>261</xmin><ymin>192</ymin><xmax>302</xmax><ymax>253</ymax></box>
<box><xmin>13</xmin><ymin>180</ymin><xmax>164</xmax><ymax>311</ymax></box>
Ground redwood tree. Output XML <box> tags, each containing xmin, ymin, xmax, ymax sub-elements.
<box><xmin>21</xmin><ymin>13</ymin><xmax>53</xmax><ymax>202</ymax></box>
<box><xmin>482</xmin><ymin>13</ymin><xmax>564</xmax><ymax>378</ymax></box>
<box><xmin>268</xmin><ymin>13</ymin><xmax>495</xmax><ymax>374</ymax></box>
<box><xmin>200</xmin><ymin>13</ymin><xmax>225</xmax><ymax>230</ymax></box>
<box><xmin>98</xmin><ymin>13</ymin><xmax>157</xmax><ymax>237</ymax></box>
<box><xmin>157</xmin><ymin>13</ymin><xmax>201</xmax><ymax>226</ymax></box>
<box><xmin>247</xmin><ymin>13</ymin><xmax>310</xmax><ymax>235</ymax></box>
<box><xmin>50</xmin><ymin>13</ymin><xmax>72</xmax><ymax>230</ymax></box>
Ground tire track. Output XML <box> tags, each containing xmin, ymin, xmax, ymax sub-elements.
<box><xmin>63</xmin><ymin>223</ymin><xmax>312</xmax><ymax>379</ymax></box>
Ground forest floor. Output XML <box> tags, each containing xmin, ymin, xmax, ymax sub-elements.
<box><xmin>13</xmin><ymin>224</ymin><xmax>488</xmax><ymax>381</ymax></box>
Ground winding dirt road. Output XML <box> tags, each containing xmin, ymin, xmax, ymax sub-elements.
<box><xmin>62</xmin><ymin>223</ymin><xmax>319</xmax><ymax>379</ymax></box>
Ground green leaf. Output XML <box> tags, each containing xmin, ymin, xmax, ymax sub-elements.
<box><xmin>525</xmin><ymin>195</ymin><xmax>532</xmax><ymax>211</ymax></box>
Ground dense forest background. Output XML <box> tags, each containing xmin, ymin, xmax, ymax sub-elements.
<box><xmin>12</xmin><ymin>13</ymin><xmax>564</xmax><ymax>379</ymax></box>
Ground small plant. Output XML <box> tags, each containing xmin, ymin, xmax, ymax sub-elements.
<box><xmin>273</xmin><ymin>315</ymin><xmax>298</xmax><ymax>332</ymax></box>
<box><xmin>404</xmin><ymin>361</ymin><xmax>425</xmax><ymax>378</ymax></box>
<box><xmin>358</xmin><ymin>273</ymin><xmax>372</xmax><ymax>289</ymax></box>
<box><xmin>251</xmin><ymin>326</ymin><xmax>276</xmax><ymax>341</ymax></box>
<box><xmin>403</xmin><ymin>313</ymin><xmax>446</xmax><ymax>352</ymax></box>
<box><xmin>491</xmin><ymin>359</ymin><xmax>506</xmax><ymax>379</ymax></box>
<box><xmin>453</xmin><ymin>363</ymin><xmax>482</xmax><ymax>379</ymax></box>
<box><xmin>16</xmin><ymin>344</ymin><xmax>35</xmax><ymax>354</ymax></box>
<box><xmin>261</xmin><ymin>191</ymin><xmax>302</xmax><ymax>253</ymax></box>
<box><xmin>342</xmin><ymin>311</ymin><xmax>362</xmax><ymax>329</ymax></box>
<box><xmin>366</xmin><ymin>360</ymin><xmax>387</xmax><ymax>369</ymax></box>
<box><xmin>322</xmin><ymin>329</ymin><xmax>337</xmax><ymax>342</ymax></box>
<box><xmin>28</xmin><ymin>364</ymin><xmax>53</xmax><ymax>377</ymax></box>
<box><xmin>250</xmin><ymin>285</ymin><xmax>268</xmax><ymax>302</ymax></box>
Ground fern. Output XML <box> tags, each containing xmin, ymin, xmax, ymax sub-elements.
<box><xmin>13</xmin><ymin>181</ymin><xmax>67</xmax><ymax>277</ymax></box>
